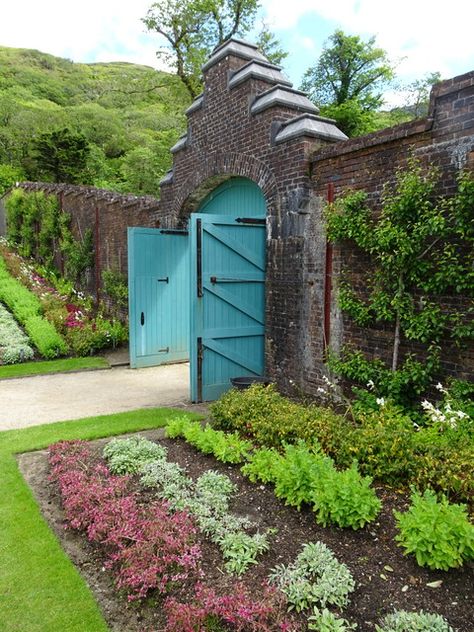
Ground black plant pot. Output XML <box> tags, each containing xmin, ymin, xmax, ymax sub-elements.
<box><xmin>230</xmin><ymin>376</ymin><xmax>274</xmax><ymax>390</ymax></box>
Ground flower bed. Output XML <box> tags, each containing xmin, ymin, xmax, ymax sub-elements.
<box><xmin>0</xmin><ymin>242</ymin><xmax>127</xmax><ymax>357</ymax></box>
<box><xmin>0</xmin><ymin>302</ymin><xmax>34</xmax><ymax>364</ymax></box>
<box><xmin>37</xmin><ymin>428</ymin><xmax>470</xmax><ymax>631</ymax></box>
<box><xmin>0</xmin><ymin>255</ymin><xmax>67</xmax><ymax>358</ymax></box>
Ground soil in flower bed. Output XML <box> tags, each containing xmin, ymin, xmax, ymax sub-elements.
<box><xmin>18</xmin><ymin>429</ymin><xmax>474</xmax><ymax>632</ymax></box>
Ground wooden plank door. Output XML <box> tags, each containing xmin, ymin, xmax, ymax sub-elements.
<box><xmin>128</xmin><ymin>227</ymin><xmax>190</xmax><ymax>368</ymax></box>
<box><xmin>190</xmin><ymin>214</ymin><xmax>266</xmax><ymax>401</ymax></box>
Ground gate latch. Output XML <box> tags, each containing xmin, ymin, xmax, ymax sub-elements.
<box><xmin>157</xmin><ymin>277</ymin><xmax>169</xmax><ymax>283</ymax></box>
<box><xmin>158</xmin><ymin>347</ymin><xmax>169</xmax><ymax>353</ymax></box>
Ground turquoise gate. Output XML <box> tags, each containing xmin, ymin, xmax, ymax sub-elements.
<box><xmin>128</xmin><ymin>227</ymin><xmax>190</xmax><ymax>368</ymax></box>
<box><xmin>128</xmin><ymin>177</ymin><xmax>267</xmax><ymax>401</ymax></box>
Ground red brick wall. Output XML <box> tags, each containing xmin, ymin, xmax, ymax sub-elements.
<box><xmin>15</xmin><ymin>182</ymin><xmax>159</xmax><ymax>303</ymax></box>
<box><xmin>309</xmin><ymin>72</ymin><xmax>474</xmax><ymax>389</ymax></box>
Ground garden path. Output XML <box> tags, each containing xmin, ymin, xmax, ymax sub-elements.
<box><xmin>0</xmin><ymin>362</ymin><xmax>195</xmax><ymax>430</ymax></box>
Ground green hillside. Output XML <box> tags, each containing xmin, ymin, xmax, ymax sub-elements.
<box><xmin>0</xmin><ymin>46</ymin><xmax>190</xmax><ymax>196</ymax></box>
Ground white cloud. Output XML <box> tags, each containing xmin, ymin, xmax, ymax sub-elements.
<box><xmin>262</xmin><ymin>0</ymin><xmax>474</xmax><ymax>80</ymax></box>
<box><xmin>1</xmin><ymin>0</ymin><xmax>473</xmax><ymax>88</ymax></box>
<box><xmin>0</xmin><ymin>0</ymin><xmax>165</xmax><ymax>69</ymax></box>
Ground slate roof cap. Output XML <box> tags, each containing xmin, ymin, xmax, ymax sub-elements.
<box><xmin>202</xmin><ymin>37</ymin><xmax>267</xmax><ymax>72</ymax></box>
<box><xmin>251</xmin><ymin>84</ymin><xmax>319</xmax><ymax>115</ymax></box>
<box><xmin>229</xmin><ymin>59</ymin><xmax>292</xmax><ymax>89</ymax></box>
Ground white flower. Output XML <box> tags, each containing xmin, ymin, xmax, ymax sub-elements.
<box><xmin>435</xmin><ymin>382</ymin><xmax>448</xmax><ymax>394</ymax></box>
<box><xmin>317</xmin><ymin>387</ymin><xmax>327</xmax><ymax>395</ymax></box>
<box><xmin>376</xmin><ymin>397</ymin><xmax>386</xmax><ymax>407</ymax></box>
<box><xmin>367</xmin><ymin>380</ymin><xmax>375</xmax><ymax>390</ymax></box>
<box><xmin>456</xmin><ymin>410</ymin><xmax>468</xmax><ymax>419</ymax></box>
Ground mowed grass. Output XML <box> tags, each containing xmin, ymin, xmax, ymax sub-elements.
<box><xmin>0</xmin><ymin>357</ymin><xmax>110</xmax><ymax>380</ymax></box>
<box><xmin>0</xmin><ymin>407</ymin><xmax>201</xmax><ymax>632</ymax></box>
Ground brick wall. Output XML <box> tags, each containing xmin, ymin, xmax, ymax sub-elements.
<box><xmin>14</xmin><ymin>182</ymin><xmax>159</xmax><ymax>302</ymax></box>
<box><xmin>309</xmin><ymin>71</ymin><xmax>474</xmax><ymax>389</ymax></box>
<box><xmin>9</xmin><ymin>48</ymin><xmax>474</xmax><ymax>393</ymax></box>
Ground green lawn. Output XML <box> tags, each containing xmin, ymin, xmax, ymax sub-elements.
<box><xmin>0</xmin><ymin>407</ymin><xmax>200</xmax><ymax>632</ymax></box>
<box><xmin>0</xmin><ymin>357</ymin><xmax>110</xmax><ymax>380</ymax></box>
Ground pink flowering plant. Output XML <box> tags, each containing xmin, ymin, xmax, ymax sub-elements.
<box><xmin>164</xmin><ymin>582</ymin><xmax>302</xmax><ymax>632</ymax></box>
<box><xmin>49</xmin><ymin>440</ymin><xmax>202</xmax><ymax>601</ymax></box>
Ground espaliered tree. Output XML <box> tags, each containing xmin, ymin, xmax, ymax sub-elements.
<box><xmin>325</xmin><ymin>162</ymin><xmax>474</xmax><ymax>407</ymax></box>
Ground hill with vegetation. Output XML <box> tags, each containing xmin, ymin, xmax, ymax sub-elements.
<box><xmin>0</xmin><ymin>46</ymin><xmax>190</xmax><ymax>197</ymax></box>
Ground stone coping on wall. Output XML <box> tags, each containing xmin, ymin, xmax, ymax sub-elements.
<box><xmin>229</xmin><ymin>59</ymin><xmax>292</xmax><ymax>89</ymax></box>
<box><xmin>185</xmin><ymin>94</ymin><xmax>204</xmax><ymax>116</ymax></box>
<box><xmin>170</xmin><ymin>134</ymin><xmax>188</xmax><ymax>154</ymax></box>
<box><xmin>275</xmin><ymin>113</ymin><xmax>348</xmax><ymax>144</ymax></box>
<box><xmin>13</xmin><ymin>182</ymin><xmax>160</xmax><ymax>209</ymax></box>
<box><xmin>311</xmin><ymin>117</ymin><xmax>433</xmax><ymax>163</ymax></box>
<box><xmin>251</xmin><ymin>84</ymin><xmax>319</xmax><ymax>115</ymax></box>
<box><xmin>202</xmin><ymin>37</ymin><xmax>266</xmax><ymax>72</ymax></box>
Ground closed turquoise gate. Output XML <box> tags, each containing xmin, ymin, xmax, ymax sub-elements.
<box><xmin>190</xmin><ymin>179</ymin><xmax>267</xmax><ymax>401</ymax></box>
<box><xmin>128</xmin><ymin>227</ymin><xmax>190</xmax><ymax>368</ymax></box>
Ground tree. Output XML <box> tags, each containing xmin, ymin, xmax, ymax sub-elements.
<box><xmin>31</xmin><ymin>128</ymin><xmax>91</xmax><ymax>184</ymax></box>
<box><xmin>403</xmin><ymin>72</ymin><xmax>441</xmax><ymax>118</ymax></box>
<box><xmin>143</xmin><ymin>0</ymin><xmax>259</xmax><ymax>98</ymax></box>
<box><xmin>300</xmin><ymin>30</ymin><xmax>395</xmax><ymax>136</ymax></box>
<box><xmin>326</xmin><ymin>163</ymin><xmax>474</xmax><ymax>407</ymax></box>
<box><xmin>255</xmin><ymin>21</ymin><xmax>288</xmax><ymax>67</ymax></box>
<box><xmin>0</xmin><ymin>164</ymin><xmax>24</xmax><ymax>196</ymax></box>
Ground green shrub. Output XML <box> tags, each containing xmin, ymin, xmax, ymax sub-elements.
<box><xmin>375</xmin><ymin>610</ymin><xmax>454</xmax><ymax>632</ymax></box>
<box><xmin>273</xmin><ymin>441</ymin><xmax>333</xmax><ymax>510</ymax></box>
<box><xmin>311</xmin><ymin>462</ymin><xmax>381</xmax><ymax>529</ymax></box>
<box><xmin>210</xmin><ymin>384</ymin><xmax>351</xmax><ymax>453</ymax></box>
<box><xmin>166</xmin><ymin>418</ymin><xmax>252</xmax><ymax>464</ymax></box>
<box><xmin>347</xmin><ymin>407</ymin><xmax>417</xmax><ymax>484</ymax></box>
<box><xmin>103</xmin><ymin>436</ymin><xmax>167</xmax><ymax>475</ymax></box>
<box><xmin>102</xmin><ymin>268</ymin><xmax>128</xmax><ymax>308</ymax></box>
<box><xmin>412</xmin><ymin>438</ymin><xmax>474</xmax><ymax>505</ymax></box>
<box><xmin>165</xmin><ymin>416</ymin><xmax>193</xmax><ymax>439</ymax></box>
<box><xmin>308</xmin><ymin>608</ymin><xmax>357</xmax><ymax>631</ymax></box>
<box><xmin>240</xmin><ymin>447</ymin><xmax>284</xmax><ymax>483</ymax></box>
<box><xmin>0</xmin><ymin>257</ymin><xmax>67</xmax><ymax>358</ymax></box>
<box><xmin>269</xmin><ymin>541</ymin><xmax>355</xmax><ymax>612</ymax></box>
<box><xmin>394</xmin><ymin>489</ymin><xmax>474</xmax><ymax>570</ymax></box>
<box><xmin>66</xmin><ymin>317</ymin><xmax>127</xmax><ymax>356</ymax></box>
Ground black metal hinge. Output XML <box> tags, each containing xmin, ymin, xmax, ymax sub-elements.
<box><xmin>160</xmin><ymin>229</ymin><xmax>189</xmax><ymax>235</ymax></box>
<box><xmin>197</xmin><ymin>337</ymin><xmax>203</xmax><ymax>402</ymax></box>
<box><xmin>196</xmin><ymin>218</ymin><xmax>203</xmax><ymax>297</ymax></box>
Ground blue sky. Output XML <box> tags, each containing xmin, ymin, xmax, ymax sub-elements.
<box><xmin>1</xmin><ymin>0</ymin><xmax>473</xmax><ymax>107</ymax></box>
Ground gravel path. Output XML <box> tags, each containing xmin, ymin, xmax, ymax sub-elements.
<box><xmin>0</xmin><ymin>363</ymin><xmax>195</xmax><ymax>430</ymax></box>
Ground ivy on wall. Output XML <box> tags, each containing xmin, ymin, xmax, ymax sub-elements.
<box><xmin>325</xmin><ymin>162</ymin><xmax>474</xmax><ymax>406</ymax></box>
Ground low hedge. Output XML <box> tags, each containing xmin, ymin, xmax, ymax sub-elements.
<box><xmin>0</xmin><ymin>256</ymin><xmax>67</xmax><ymax>359</ymax></box>
<box><xmin>210</xmin><ymin>385</ymin><xmax>474</xmax><ymax>508</ymax></box>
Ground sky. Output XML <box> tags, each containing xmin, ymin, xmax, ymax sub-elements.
<box><xmin>1</xmin><ymin>0</ymin><xmax>473</xmax><ymax>107</ymax></box>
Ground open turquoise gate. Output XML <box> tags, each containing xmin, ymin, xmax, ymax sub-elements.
<box><xmin>128</xmin><ymin>227</ymin><xmax>190</xmax><ymax>368</ymax></box>
<box><xmin>128</xmin><ymin>177</ymin><xmax>267</xmax><ymax>401</ymax></box>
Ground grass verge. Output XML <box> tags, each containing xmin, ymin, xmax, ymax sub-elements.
<box><xmin>0</xmin><ymin>356</ymin><xmax>110</xmax><ymax>380</ymax></box>
<box><xmin>0</xmin><ymin>407</ymin><xmax>201</xmax><ymax>632</ymax></box>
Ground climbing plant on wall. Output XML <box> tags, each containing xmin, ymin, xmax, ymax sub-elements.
<box><xmin>325</xmin><ymin>161</ymin><xmax>474</xmax><ymax>407</ymax></box>
<box><xmin>5</xmin><ymin>188</ymin><xmax>94</xmax><ymax>283</ymax></box>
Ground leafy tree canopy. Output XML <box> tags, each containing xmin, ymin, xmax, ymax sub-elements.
<box><xmin>143</xmin><ymin>0</ymin><xmax>287</xmax><ymax>98</ymax></box>
<box><xmin>300</xmin><ymin>30</ymin><xmax>395</xmax><ymax>136</ymax></box>
<box><xmin>31</xmin><ymin>128</ymin><xmax>92</xmax><ymax>184</ymax></box>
